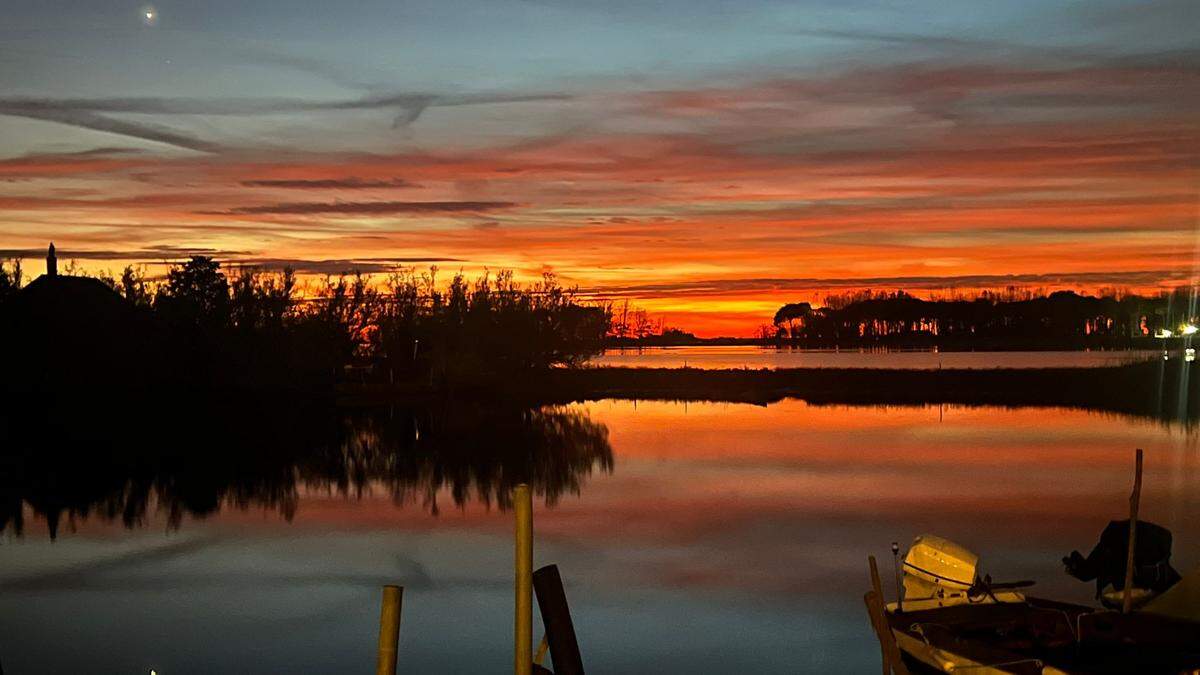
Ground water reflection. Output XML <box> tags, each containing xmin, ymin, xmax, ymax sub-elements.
<box><xmin>593</xmin><ymin>345</ymin><xmax>1162</xmax><ymax>370</ymax></box>
<box><xmin>0</xmin><ymin>398</ymin><xmax>613</xmax><ymax>539</ymax></box>
<box><xmin>2</xmin><ymin>398</ymin><xmax>1198</xmax><ymax>674</ymax></box>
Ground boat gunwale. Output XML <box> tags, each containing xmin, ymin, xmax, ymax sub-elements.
<box><xmin>883</xmin><ymin>595</ymin><xmax>1200</xmax><ymax>674</ymax></box>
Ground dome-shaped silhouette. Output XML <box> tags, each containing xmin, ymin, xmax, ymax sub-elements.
<box><xmin>0</xmin><ymin>245</ymin><xmax>158</xmax><ymax>393</ymax></box>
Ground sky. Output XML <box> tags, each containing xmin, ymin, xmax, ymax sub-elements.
<box><xmin>1</xmin><ymin>0</ymin><xmax>1198</xmax><ymax>335</ymax></box>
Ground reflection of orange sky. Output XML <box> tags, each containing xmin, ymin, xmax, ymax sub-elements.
<box><xmin>30</xmin><ymin>402</ymin><xmax>1200</xmax><ymax>554</ymax></box>
<box><xmin>13</xmin><ymin>400</ymin><xmax>1199</xmax><ymax>604</ymax></box>
<box><xmin>3</xmin><ymin>57</ymin><xmax>1198</xmax><ymax>336</ymax></box>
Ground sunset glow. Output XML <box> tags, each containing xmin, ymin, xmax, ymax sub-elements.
<box><xmin>2</xmin><ymin>1</ymin><xmax>1198</xmax><ymax>335</ymax></box>
<box><xmin>5</xmin><ymin>4</ymin><xmax>1200</xmax><ymax>674</ymax></box>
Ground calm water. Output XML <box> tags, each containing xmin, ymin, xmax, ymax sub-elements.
<box><xmin>2</xmin><ymin>400</ymin><xmax>1198</xmax><ymax>674</ymax></box>
<box><xmin>592</xmin><ymin>345</ymin><xmax>1163</xmax><ymax>370</ymax></box>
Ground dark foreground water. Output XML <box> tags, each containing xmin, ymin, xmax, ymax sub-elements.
<box><xmin>2</xmin><ymin>399</ymin><xmax>1198</xmax><ymax>674</ymax></box>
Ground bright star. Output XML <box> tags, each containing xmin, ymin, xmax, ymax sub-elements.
<box><xmin>142</xmin><ymin>6</ymin><xmax>157</xmax><ymax>25</ymax></box>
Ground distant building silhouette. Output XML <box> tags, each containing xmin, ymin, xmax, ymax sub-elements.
<box><xmin>0</xmin><ymin>242</ymin><xmax>157</xmax><ymax>393</ymax></box>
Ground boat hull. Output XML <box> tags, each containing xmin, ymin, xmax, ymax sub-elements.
<box><xmin>884</xmin><ymin>596</ymin><xmax>1200</xmax><ymax>674</ymax></box>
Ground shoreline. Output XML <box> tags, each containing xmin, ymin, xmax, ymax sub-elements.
<box><xmin>601</xmin><ymin>338</ymin><xmax>1183</xmax><ymax>351</ymax></box>
<box><xmin>338</xmin><ymin>360</ymin><xmax>1198</xmax><ymax>422</ymax></box>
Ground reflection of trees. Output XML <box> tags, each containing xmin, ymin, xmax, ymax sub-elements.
<box><xmin>0</xmin><ymin>397</ymin><xmax>612</xmax><ymax>539</ymax></box>
<box><xmin>320</xmin><ymin>403</ymin><xmax>613</xmax><ymax>514</ymax></box>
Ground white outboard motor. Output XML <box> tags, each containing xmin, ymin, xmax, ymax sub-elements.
<box><xmin>902</xmin><ymin>534</ymin><xmax>979</xmax><ymax>607</ymax></box>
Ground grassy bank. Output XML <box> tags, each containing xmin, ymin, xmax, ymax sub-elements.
<box><xmin>340</xmin><ymin>360</ymin><xmax>1197</xmax><ymax>423</ymax></box>
<box><xmin>538</xmin><ymin>361</ymin><xmax>1197</xmax><ymax>418</ymax></box>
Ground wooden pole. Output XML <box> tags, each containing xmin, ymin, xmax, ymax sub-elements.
<box><xmin>868</xmin><ymin>557</ymin><xmax>887</xmax><ymax>675</ymax></box>
<box><xmin>1122</xmin><ymin>448</ymin><xmax>1144</xmax><ymax>613</ymax></box>
<box><xmin>864</xmin><ymin>590</ymin><xmax>911</xmax><ymax>675</ymax></box>
<box><xmin>533</xmin><ymin>564</ymin><xmax>585</xmax><ymax>675</ymax></box>
<box><xmin>868</xmin><ymin>555</ymin><xmax>884</xmax><ymax>598</ymax></box>
<box><xmin>376</xmin><ymin>585</ymin><xmax>403</xmax><ymax>675</ymax></box>
<box><xmin>515</xmin><ymin>483</ymin><xmax>534</xmax><ymax>675</ymax></box>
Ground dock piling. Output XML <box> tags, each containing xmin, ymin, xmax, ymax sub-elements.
<box><xmin>515</xmin><ymin>483</ymin><xmax>534</xmax><ymax>675</ymax></box>
<box><xmin>864</xmin><ymin>590</ymin><xmax>910</xmax><ymax>675</ymax></box>
<box><xmin>868</xmin><ymin>556</ymin><xmax>887</xmax><ymax>675</ymax></box>
<box><xmin>1122</xmin><ymin>448</ymin><xmax>1143</xmax><ymax>613</ymax></box>
<box><xmin>533</xmin><ymin>564</ymin><xmax>585</xmax><ymax>675</ymax></box>
<box><xmin>376</xmin><ymin>584</ymin><xmax>403</xmax><ymax>675</ymax></box>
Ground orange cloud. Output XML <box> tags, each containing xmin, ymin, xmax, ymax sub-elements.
<box><xmin>3</xmin><ymin>52</ymin><xmax>1197</xmax><ymax>335</ymax></box>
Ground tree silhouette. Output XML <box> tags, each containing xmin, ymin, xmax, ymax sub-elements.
<box><xmin>118</xmin><ymin>265</ymin><xmax>153</xmax><ymax>307</ymax></box>
<box><xmin>3</xmin><ymin>253</ymin><xmax>611</xmax><ymax>392</ymax></box>
<box><xmin>0</xmin><ymin>258</ymin><xmax>22</xmax><ymax>303</ymax></box>
<box><xmin>772</xmin><ymin>302</ymin><xmax>812</xmax><ymax>340</ymax></box>
<box><xmin>155</xmin><ymin>256</ymin><xmax>231</xmax><ymax>330</ymax></box>
<box><xmin>770</xmin><ymin>289</ymin><xmax>1197</xmax><ymax>348</ymax></box>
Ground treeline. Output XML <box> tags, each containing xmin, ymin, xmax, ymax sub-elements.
<box><xmin>770</xmin><ymin>289</ymin><xmax>1198</xmax><ymax>348</ymax></box>
<box><xmin>0</xmin><ymin>256</ymin><xmax>610</xmax><ymax>391</ymax></box>
<box><xmin>604</xmin><ymin>299</ymin><xmax>700</xmax><ymax>347</ymax></box>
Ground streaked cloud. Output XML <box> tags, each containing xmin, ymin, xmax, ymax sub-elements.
<box><xmin>215</xmin><ymin>200</ymin><xmax>516</xmax><ymax>215</ymax></box>
<box><xmin>2</xmin><ymin>8</ymin><xmax>1196</xmax><ymax>335</ymax></box>
<box><xmin>0</xmin><ymin>244</ymin><xmax>251</xmax><ymax>260</ymax></box>
<box><xmin>0</xmin><ymin>107</ymin><xmax>222</xmax><ymax>153</ymax></box>
<box><xmin>0</xmin><ymin>90</ymin><xmax>571</xmax><ymax>152</ymax></box>
<box><xmin>240</xmin><ymin>178</ymin><xmax>418</xmax><ymax>189</ymax></box>
<box><xmin>229</xmin><ymin>257</ymin><xmax>463</xmax><ymax>274</ymax></box>
<box><xmin>579</xmin><ymin>270</ymin><xmax>1200</xmax><ymax>299</ymax></box>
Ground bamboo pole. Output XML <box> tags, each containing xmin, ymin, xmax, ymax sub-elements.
<box><xmin>515</xmin><ymin>483</ymin><xmax>534</xmax><ymax>675</ymax></box>
<box><xmin>1122</xmin><ymin>448</ymin><xmax>1143</xmax><ymax>613</ymax></box>
<box><xmin>376</xmin><ymin>585</ymin><xmax>403</xmax><ymax>675</ymax></box>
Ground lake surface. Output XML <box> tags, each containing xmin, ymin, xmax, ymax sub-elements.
<box><xmin>2</xmin><ymin>399</ymin><xmax>1198</xmax><ymax>674</ymax></box>
<box><xmin>592</xmin><ymin>345</ymin><xmax>1163</xmax><ymax>370</ymax></box>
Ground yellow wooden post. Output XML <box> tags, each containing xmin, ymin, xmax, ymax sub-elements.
<box><xmin>376</xmin><ymin>585</ymin><xmax>403</xmax><ymax>675</ymax></box>
<box><xmin>515</xmin><ymin>483</ymin><xmax>534</xmax><ymax>675</ymax></box>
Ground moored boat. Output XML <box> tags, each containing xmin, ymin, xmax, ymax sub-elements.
<box><xmin>865</xmin><ymin>453</ymin><xmax>1200</xmax><ymax>674</ymax></box>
